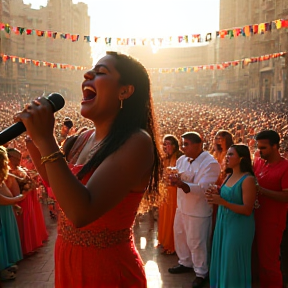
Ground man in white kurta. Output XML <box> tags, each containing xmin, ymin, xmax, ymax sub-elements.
<box><xmin>168</xmin><ymin>132</ymin><xmax>220</xmax><ymax>288</ymax></box>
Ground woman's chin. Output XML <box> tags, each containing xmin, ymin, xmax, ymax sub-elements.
<box><xmin>226</xmin><ymin>163</ymin><xmax>231</xmax><ymax>169</ymax></box>
<box><xmin>80</xmin><ymin>107</ymin><xmax>94</xmax><ymax>120</ymax></box>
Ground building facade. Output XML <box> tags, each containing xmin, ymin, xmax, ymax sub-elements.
<box><xmin>127</xmin><ymin>40</ymin><xmax>217</xmax><ymax>101</ymax></box>
<box><xmin>0</xmin><ymin>0</ymin><xmax>92</xmax><ymax>100</ymax></box>
<box><xmin>218</xmin><ymin>0</ymin><xmax>288</xmax><ymax>102</ymax></box>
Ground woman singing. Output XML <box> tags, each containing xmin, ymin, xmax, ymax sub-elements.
<box><xmin>16</xmin><ymin>52</ymin><xmax>162</xmax><ymax>288</ymax></box>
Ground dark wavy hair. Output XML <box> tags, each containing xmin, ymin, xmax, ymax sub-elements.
<box><xmin>227</xmin><ymin>144</ymin><xmax>254</xmax><ymax>175</ymax></box>
<box><xmin>216</xmin><ymin>130</ymin><xmax>234</xmax><ymax>149</ymax></box>
<box><xmin>163</xmin><ymin>134</ymin><xmax>183</xmax><ymax>159</ymax></box>
<box><xmin>77</xmin><ymin>51</ymin><xmax>162</xmax><ymax>201</ymax></box>
<box><xmin>0</xmin><ymin>146</ymin><xmax>9</xmax><ymax>183</ymax></box>
<box><xmin>255</xmin><ymin>129</ymin><xmax>280</xmax><ymax>148</ymax></box>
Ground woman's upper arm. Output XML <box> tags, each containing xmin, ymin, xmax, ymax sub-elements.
<box><xmin>84</xmin><ymin>131</ymin><xmax>154</xmax><ymax>221</ymax></box>
<box><xmin>242</xmin><ymin>176</ymin><xmax>257</xmax><ymax>212</ymax></box>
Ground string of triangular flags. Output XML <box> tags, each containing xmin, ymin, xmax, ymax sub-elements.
<box><xmin>1</xmin><ymin>17</ymin><xmax>288</xmax><ymax>46</ymax></box>
<box><xmin>0</xmin><ymin>53</ymin><xmax>87</xmax><ymax>70</ymax></box>
<box><xmin>1</xmin><ymin>51</ymin><xmax>285</xmax><ymax>73</ymax></box>
<box><xmin>148</xmin><ymin>51</ymin><xmax>286</xmax><ymax>73</ymax></box>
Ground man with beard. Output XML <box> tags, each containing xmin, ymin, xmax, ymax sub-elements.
<box><xmin>254</xmin><ymin>130</ymin><xmax>288</xmax><ymax>288</ymax></box>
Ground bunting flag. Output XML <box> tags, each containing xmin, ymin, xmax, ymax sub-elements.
<box><xmin>1</xmin><ymin>16</ymin><xmax>287</xmax><ymax>47</ymax></box>
<box><xmin>0</xmin><ymin>48</ymin><xmax>286</xmax><ymax>75</ymax></box>
<box><xmin>147</xmin><ymin>51</ymin><xmax>286</xmax><ymax>74</ymax></box>
<box><xmin>0</xmin><ymin>53</ymin><xmax>87</xmax><ymax>70</ymax></box>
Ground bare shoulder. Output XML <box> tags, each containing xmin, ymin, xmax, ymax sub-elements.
<box><xmin>132</xmin><ymin>129</ymin><xmax>152</xmax><ymax>141</ymax></box>
<box><xmin>110</xmin><ymin>129</ymin><xmax>154</xmax><ymax>172</ymax></box>
<box><xmin>242</xmin><ymin>175</ymin><xmax>256</xmax><ymax>186</ymax></box>
<box><xmin>123</xmin><ymin>129</ymin><xmax>153</xmax><ymax>149</ymax></box>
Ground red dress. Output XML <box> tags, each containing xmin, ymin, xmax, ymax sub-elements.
<box><xmin>13</xmin><ymin>166</ymin><xmax>48</xmax><ymax>255</ymax></box>
<box><xmin>55</xmin><ymin>164</ymin><xmax>147</xmax><ymax>288</ymax></box>
<box><xmin>16</xmin><ymin>190</ymin><xmax>44</xmax><ymax>255</ymax></box>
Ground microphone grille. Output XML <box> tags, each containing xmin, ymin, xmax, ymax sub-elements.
<box><xmin>46</xmin><ymin>93</ymin><xmax>65</xmax><ymax>112</ymax></box>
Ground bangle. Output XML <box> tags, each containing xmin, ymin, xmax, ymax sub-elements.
<box><xmin>41</xmin><ymin>150</ymin><xmax>65</xmax><ymax>165</ymax></box>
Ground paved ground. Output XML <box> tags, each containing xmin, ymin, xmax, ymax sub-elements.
<box><xmin>2</xmin><ymin>205</ymin><xmax>287</xmax><ymax>288</ymax></box>
<box><xmin>1</xmin><ymin>206</ymin><xmax>207</xmax><ymax>288</ymax></box>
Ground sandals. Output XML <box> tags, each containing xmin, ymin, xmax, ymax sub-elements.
<box><xmin>0</xmin><ymin>269</ymin><xmax>16</xmax><ymax>281</ymax></box>
<box><xmin>7</xmin><ymin>265</ymin><xmax>18</xmax><ymax>273</ymax></box>
<box><xmin>165</xmin><ymin>250</ymin><xmax>176</xmax><ymax>255</ymax></box>
<box><xmin>160</xmin><ymin>248</ymin><xmax>176</xmax><ymax>255</ymax></box>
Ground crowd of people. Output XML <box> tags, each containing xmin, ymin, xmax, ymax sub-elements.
<box><xmin>0</xmin><ymin>54</ymin><xmax>287</xmax><ymax>287</ymax></box>
<box><xmin>0</xmin><ymin>145</ymin><xmax>48</xmax><ymax>282</ymax></box>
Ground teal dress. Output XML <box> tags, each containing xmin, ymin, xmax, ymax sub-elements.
<box><xmin>210</xmin><ymin>174</ymin><xmax>255</xmax><ymax>288</ymax></box>
<box><xmin>0</xmin><ymin>205</ymin><xmax>23</xmax><ymax>270</ymax></box>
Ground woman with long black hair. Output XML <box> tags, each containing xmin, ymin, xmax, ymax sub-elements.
<box><xmin>206</xmin><ymin>144</ymin><xmax>256</xmax><ymax>288</ymax></box>
<box><xmin>16</xmin><ymin>52</ymin><xmax>162</xmax><ymax>288</ymax></box>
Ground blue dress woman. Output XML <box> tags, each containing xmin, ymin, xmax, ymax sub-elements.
<box><xmin>206</xmin><ymin>144</ymin><xmax>257</xmax><ymax>288</ymax></box>
<box><xmin>0</xmin><ymin>146</ymin><xmax>24</xmax><ymax>281</ymax></box>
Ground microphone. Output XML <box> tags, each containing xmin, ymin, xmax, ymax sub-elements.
<box><xmin>0</xmin><ymin>93</ymin><xmax>65</xmax><ymax>145</ymax></box>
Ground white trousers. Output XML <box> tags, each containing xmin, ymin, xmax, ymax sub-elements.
<box><xmin>173</xmin><ymin>208</ymin><xmax>212</xmax><ymax>278</ymax></box>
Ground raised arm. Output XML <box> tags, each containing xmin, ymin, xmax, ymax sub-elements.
<box><xmin>25</xmin><ymin>136</ymin><xmax>49</xmax><ymax>184</ymax></box>
<box><xmin>28</xmin><ymin>130</ymin><xmax>153</xmax><ymax>228</ymax></box>
<box><xmin>14</xmin><ymin>96</ymin><xmax>154</xmax><ymax>227</ymax></box>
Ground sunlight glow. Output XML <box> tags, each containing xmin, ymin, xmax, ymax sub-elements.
<box><xmin>152</xmin><ymin>46</ymin><xmax>160</xmax><ymax>54</ymax></box>
<box><xmin>153</xmin><ymin>239</ymin><xmax>159</xmax><ymax>247</ymax></box>
<box><xmin>23</xmin><ymin>0</ymin><xmax>219</xmax><ymax>63</ymax></box>
<box><xmin>23</xmin><ymin>0</ymin><xmax>219</xmax><ymax>37</ymax></box>
<box><xmin>140</xmin><ymin>237</ymin><xmax>147</xmax><ymax>249</ymax></box>
<box><xmin>145</xmin><ymin>260</ymin><xmax>162</xmax><ymax>288</ymax></box>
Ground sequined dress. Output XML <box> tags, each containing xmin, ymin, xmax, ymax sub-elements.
<box><xmin>54</xmin><ymin>164</ymin><xmax>147</xmax><ymax>288</ymax></box>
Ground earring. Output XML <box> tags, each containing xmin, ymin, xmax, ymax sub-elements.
<box><xmin>120</xmin><ymin>99</ymin><xmax>123</xmax><ymax>109</ymax></box>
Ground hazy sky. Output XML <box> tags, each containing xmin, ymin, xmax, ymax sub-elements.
<box><xmin>23</xmin><ymin>0</ymin><xmax>220</xmax><ymax>37</ymax></box>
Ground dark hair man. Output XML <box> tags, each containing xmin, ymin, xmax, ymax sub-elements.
<box><xmin>168</xmin><ymin>131</ymin><xmax>220</xmax><ymax>288</ymax></box>
<box><xmin>254</xmin><ymin>129</ymin><xmax>288</xmax><ymax>288</ymax></box>
<box><xmin>58</xmin><ymin>117</ymin><xmax>74</xmax><ymax>145</ymax></box>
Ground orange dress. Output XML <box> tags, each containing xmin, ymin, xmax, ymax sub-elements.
<box><xmin>54</xmin><ymin>164</ymin><xmax>146</xmax><ymax>288</ymax></box>
<box><xmin>157</xmin><ymin>155</ymin><xmax>178</xmax><ymax>253</ymax></box>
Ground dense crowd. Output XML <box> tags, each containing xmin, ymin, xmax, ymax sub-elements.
<box><xmin>155</xmin><ymin>98</ymin><xmax>288</xmax><ymax>158</ymax></box>
<box><xmin>1</xmin><ymin>93</ymin><xmax>287</xmax><ymax>156</ymax></box>
<box><xmin>0</xmin><ymin>91</ymin><xmax>287</xmax><ymax>286</ymax></box>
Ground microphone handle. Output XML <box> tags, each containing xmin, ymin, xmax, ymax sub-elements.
<box><xmin>0</xmin><ymin>93</ymin><xmax>64</xmax><ymax>146</ymax></box>
<box><xmin>0</xmin><ymin>122</ymin><xmax>26</xmax><ymax>145</ymax></box>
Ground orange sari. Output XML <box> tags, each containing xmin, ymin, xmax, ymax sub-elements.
<box><xmin>157</xmin><ymin>154</ymin><xmax>178</xmax><ymax>253</ymax></box>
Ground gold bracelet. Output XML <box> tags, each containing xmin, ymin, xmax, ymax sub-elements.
<box><xmin>41</xmin><ymin>150</ymin><xmax>65</xmax><ymax>165</ymax></box>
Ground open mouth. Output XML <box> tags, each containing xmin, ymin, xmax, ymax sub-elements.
<box><xmin>83</xmin><ymin>86</ymin><xmax>96</xmax><ymax>101</ymax></box>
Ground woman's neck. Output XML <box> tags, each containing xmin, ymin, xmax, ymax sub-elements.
<box><xmin>232</xmin><ymin>166</ymin><xmax>246</xmax><ymax>177</ymax></box>
<box><xmin>92</xmin><ymin>120</ymin><xmax>112</xmax><ymax>143</ymax></box>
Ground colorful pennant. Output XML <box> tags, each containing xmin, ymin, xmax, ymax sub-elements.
<box><xmin>1</xmin><ymin>51</ymin><xmax>285</xmax><ymax>74</ymax></box>
<box><xmin>1</xmin><ymin>16</ymin><xmax>287</xmax><ymax>47</ymax></box>
<box><xmin>147</xmin><ymin>52</ymin><xmax>286</xmax><ymax>73</ymax></box>
<box><xmin>0</xmin><ymin>53</ymin><xmax>87</xmax><ymax>70</ymax></box>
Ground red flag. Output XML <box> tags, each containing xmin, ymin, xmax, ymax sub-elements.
<box><xmin>71</xmin><ymin>34</ymin><xmax>79</xmax><ymax>42</ymax></box>
<box><xmin>26</xmin><ymin>29</ymin><xmax>33</xmax><ymax>35</ymax></box>
<box><xmin>282</xmin><ymin>19</ymin><xmax>288</xmax><ymax>28</ymax></box>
